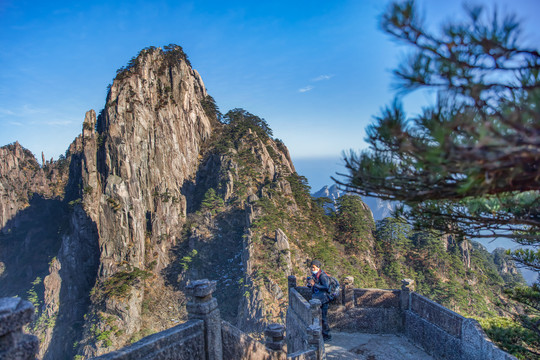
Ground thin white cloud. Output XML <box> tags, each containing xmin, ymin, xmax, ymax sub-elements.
<box><xmin>0</xmin><ymin>108</ymin><xmax>16</xmax><ymax>117</ymax></box>
<box><xmin>44</xmin><ymin>120</ymin><xmax>73</xmax><ymax>126</ymax></box>
<box><xmin>21</xmin><ymin>104</ymin><xmax>46</xmax><ymax>115</ymax></box>
<box><xmin>312</xmin><ymin>74</ymin><xmax>334</xmax><ymax>82</ymax></box>
<box><xmin>299</xmin><ymin>85</ymin><xmax>314</xmax><ymax>93</ymax></box>
<box><xmin>0</xmin><ymin>105</ymin><xmax>50</xmax><ymax>118</ymax></box>
<box><xmin>8</xmin><ymin>121</ymin><xmax>23</xmax><ymax>126</ymax></box>
<box><xmin>29</xmin><ymin>118</ymin><xmax>74</xmax><ymax>126</ymax></box>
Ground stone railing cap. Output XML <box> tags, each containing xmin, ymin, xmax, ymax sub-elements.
<box><xmin>0</xmin><ymin>297</ymin><xmax>35</xmax><ymax>337</ymax></box>
<box><xmin>307</xmin><ymin>324</ymin><xmax>321</xmax><ymax>335</ymax></box>
<box><xmin>266</xmin><ymin>323</ymin><xmax>284</xmax><ymax>331</ymax></box>
<box><xmin>185</xmin><ymin>279</ymin><xmax>216</xmax><ymax>298</ymax></box>
<box><xmin>265</xmin><ymin>323</ymin><xmax>285</xmax><ymax>337</ymax></box>
<box><xmin>0</xmin><ymin>298</ymin><xmax>22</xmax><ymax>315</ymax></box>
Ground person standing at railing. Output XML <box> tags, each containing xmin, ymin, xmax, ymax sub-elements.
<box><xmin>307</xmin><ymin>259</ymin><xmax>332</xmax><ymax>341</ymax></box>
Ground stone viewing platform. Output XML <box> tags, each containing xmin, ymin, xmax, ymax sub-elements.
<box><xmin>0</xmin><ymin>277</ymin><xmax>516</xmax><ymax>359</ymax></box>
<box><xmin>324</xmin><ymin>332</ymin><xmax>434</xmax><ymax>360</ymax></box>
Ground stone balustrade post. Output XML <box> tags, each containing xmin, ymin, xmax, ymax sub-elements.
<box><xmin>0</xmin><ymin>297</ymin><xmax>39</xmax><ymax>360</ymax></box>
<box><xmin>265</xmin><ymin>323</ymin><xmax>286</xmax><ymax>353</ymax></box>
<box><xmin>307</xmin><ymin>323</ymin><xmax>325</xmax><ymax>360</ymax></box>
<box><xmin>186</xmin><ymin>279</ymin><xmax>222</xmax><ymax>360</ymax></box>
<box><xmin>308</xmin><ymin>299</ymin><xmax>325</xmax><ymax>359</ymax></box>
<box><xmin>287</xmin><ymin>276</ymin><xmax>296</xmax><ymax>291</ymax></box>
<box><xmin>400</xmin><ymin>278</ymin><xmax>415</xmax><ymax>311</ymax></box>
<box><xmin>288</xmin><ymin>275</ymin><xmax>296</xmax><ymax>303</ymax></box>
<box><xmin>343</xmin><ymin>276</ymin><xmax>354</xmax><ymax>309</ymax></box>
<box><xmin>309</xmin><ymin>299</ymin><xmax>321</xmax><ymax>327</ymax></box>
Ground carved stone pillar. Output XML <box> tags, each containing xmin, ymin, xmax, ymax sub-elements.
<box><xmin>265</xmin><ymin>323</ymin><xmax>286</xmax><ymax>352</ymax></box>
<box><xmin>186</xmin><ymin>279</ymin><xmax>222</xmax><ymax>360</ymax></box>
<box><xmin>288</xmin><ymin>276</ymin><xmax>296</xmax><ymax>291</ymax></box>
<box><xmin>308</xmin><ymin>299</ymin><xmax>325</xmax><ymax>360</ymax></box>
<box><xmin>307</xmin><ymin>324</ymin><xmax>325</xmax><ymax>360</ymax></box>
<box><xmin>343</xmin><ymin>276</ymin><xmax>355</xmax><ymax>309</ymax></box>
<box><xmin>400</xmin><ymin>278</ymin><xmax>415</xmax><ymax>311</ymax></box>
<box><xmin>0</xmin><ymin>297</ymin><xmax>39</xmax><ymax>360</ymax></box>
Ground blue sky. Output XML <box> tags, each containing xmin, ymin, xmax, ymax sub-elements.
<box><xmin>1</xmin><ymin>0</ymin><xmax>539</xmax><ymax>190</ymax></box>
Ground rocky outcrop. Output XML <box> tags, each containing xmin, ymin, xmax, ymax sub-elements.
<box><xmin>0</xmin><ymin>142</ymin><xmax>48</xmax><ymax>231</ymax></box>
<box><xmin>275</xmin><ymin>229</ymin><xmax>292</xmax><ymax>276</ymax></box>
<box><xmin>492</xmin><ymin>248</ymin><xmax>526</xmax><ymax>286</ymax></box>
<box><xmin>442</xmin><ymin>234</ymin><xmax>471</xmax><ymax>269</ymax></box>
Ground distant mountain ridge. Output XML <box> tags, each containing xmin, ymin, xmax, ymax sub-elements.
<box><xmin>312</xmin><ymin>184</ymin><xmax>393</xmax><ymax>220</ymax></box>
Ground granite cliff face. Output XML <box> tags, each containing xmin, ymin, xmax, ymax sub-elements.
<box><xmin>72</xmin><ymin>46</ymin><xmax>217</xmax><ymax>358</ymax></box>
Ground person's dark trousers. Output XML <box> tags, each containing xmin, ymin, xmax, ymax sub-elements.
<box><xmin>321</xmin><ymin>302</ymin><xmax>330</xmax><ymax>338</ymax></box>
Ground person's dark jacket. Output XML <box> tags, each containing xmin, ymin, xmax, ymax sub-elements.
<box><xmin>311</xmin><ymin>270</ymin><xmax>330</xmax><ymax>303</ymax></box>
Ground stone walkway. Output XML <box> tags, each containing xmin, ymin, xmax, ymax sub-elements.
<box><xmin>325</xmin><ymin>332</ymin><xmax>435</xmax><ymax>360</ymax></box>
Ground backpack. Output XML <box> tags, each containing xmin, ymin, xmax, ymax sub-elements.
<box><xmin>324</xmin><ymin>272</ymin><xmax>341</xmax><ymax>301</ymax></box>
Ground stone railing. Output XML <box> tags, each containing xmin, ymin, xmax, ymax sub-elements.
<box><xmin>94</xmin><ymin>319</ymin><xmax>205</xmax><ymax>359</ymax></box>
<box><xmin>285</xmin><ymin>276</ymin><xmax>323</xmax><ymax>360</ymax></box>
<box><xmin>290</xmin><ymin>276</ymin><xmax>515</xmax><ymax>360</ymax></box>
<box><xmin>2</xmin><ymin>277</ymin><xmax>516</xmax><ymax>360</ymax></box>
<box><xmin>95</xmin><ymin>279</ymin><xmax>313</xmax><ymax>360</ymax></box>
<box><xmin>405</xmin><ymin>291</ymin><xmax>515</xmax><ymax>360</ymax></box>
<box><xmin>0</xmin><ymin>297</ymin><xmax>39</xmax><ymax>360</ymax></box>
<box><xmin>0</xmin><ymin>279</ymin><xmax>317</xmax><ymax>360</ymax></box>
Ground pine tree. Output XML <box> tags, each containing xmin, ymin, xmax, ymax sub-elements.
<box><xmin>336</xmin><ymin>0</ymin><xmax>540</xmax><ymax>273</ymax></box>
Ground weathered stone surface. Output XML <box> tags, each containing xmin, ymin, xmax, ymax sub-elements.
<box><xmin>287</xmin><ymin>350</ymin><xmax>317</xmax><ymax>360</ymax></box>
<box><xmin>0</xmin><ymin>333</ymin><xmax>40</xmax><ymax>360</ymax></box>
<box><xmin>354</xmin><ymin>289</ymin><xmax>401</xmax><ymax>309</ymax></box>
<box><xmin>0</xmin><ymin>298</ymin><xmax>34</xmax><ymax>338</ymax></box>
<box><xmin>306</xmin><ymin>323</ymin><xmax>325</xmax><ymax>360</ymax></box>
<box><xmin>325</xmin><ymin>332</ymin><xmax>437</xmax><ymax>360</ymax></box>
<box><xmin>289</xmin><ymin>289</ymin><xmax>312</xmax><ymax>327</ymax></box>
<box><xmin>275</xmin><ymin>229</ymin><xmax>292</xmax><ymax>276</ymax></box>
<box><xmin>0</xmin><ymin>142</ymin><xmax>54</xmax><ymax>232</ymax></box>
<box><xmin>309</xmin><ymin>299</ymin><xmax>322</xmax><ymax>328</ymax></box>
<box><xmin>0</xmin><ymin>298</ymin><xmax>38</xmax><ymax>360</ymax></box>
<box><xmin>265</xmin><ymin>323</ymin><xmax>285</xmax><ymax>339</ymax></box>
<box><xmin>286</xmin><ymin>288</ymin><xmax>314</xmax><ymax>356</ymax></box>
<box><xmin>461</xmin><ymin>319</ymin><xmax>517</xmax><ymax>360</ymax></box>
<box><xmin>295</xmin><ymin>286</ymin><xmax>312</xmax><ymax>302</ymax></box>
<box><xmin>275</xmin><ymin>229</ymin><xmax>289</xmax><ymax>251</ymax></box>
<box><xmin>187</xmin><ymin>298</ymin><xmax>218</xmax><ymax>316</ymax></box>
<box><xmin>342</xmin><ymin>284</ymin><xmax>354</xmax><ymax>310</ymax></box>
<box><xmin>288</xmin><ymin>276</ymin><xmax>297</xmax><ymax>291</ymax></box>
<box><xmin>186</xmin><ymin>279</ymin><xmax>217</xmax><ymax>299</ymax></box>
<box><xmin>286</xmin><ymin>308</ymin><xmax>310</xmax><ymax>355</ymax></box>
<box><xmin>410</xmin><ymin>293</ymin><xmax>464</xmax><ymax>337</ymax></box>
<box><xmin>329</xmin><ymin>307</ymin><xmax>403</xmax><ymax>334</ymax></box>
<box><xmin>93</xmin><ymin>319</ymin><xmax>205</xmax><ymax>360</ymax></box>
<box><xmin>222</xmin><ymin>321</ymin><xmax>285</xmax><ymax>360</ymax></box>
<box><xmin>74</xmin><ymin>46</ymin><xmax>219</xmax><ymax>357</ymax></box>
<box><xmin>405</xmin><ymin>311</ymin><xmax>462</xmax><ymax>360</ymax></box>
<box><xmin>264</xmin><ymin>323</ymin><xmax>285</xmax><ymax>352</ymax></box>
